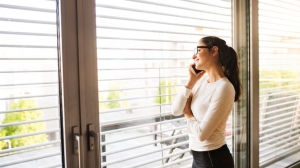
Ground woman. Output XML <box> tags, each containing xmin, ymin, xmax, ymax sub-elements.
<box><xmin>171</xmin><ymin>36</ymin><xmax>241</xmax><ymax>168</ymax></box>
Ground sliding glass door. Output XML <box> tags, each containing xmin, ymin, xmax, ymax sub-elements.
<box><xmin>0</xmin><ymin>1</ymin><xmax>63</xmax><ymax>167</ymax></box>
<box><xmin>258</xmin><ymin>0</ymin><xmax>300</xmax><ymax>167</ymax></box>
<box><xmin>95</xmin><ymin>0</ymin><xmax>236</xmax><ymax>167</ymax></box>
<box><xmin>0</xmin><ymin>0</ymin><xmax>100</xmax><ymax>167</ymax></box>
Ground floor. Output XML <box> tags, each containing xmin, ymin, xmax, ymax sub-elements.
<box><xmin>265</xmin><ymin>151</ymin><xmax>300</xmax><ymax>168</ymax></box>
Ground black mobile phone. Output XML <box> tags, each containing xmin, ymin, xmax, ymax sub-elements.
<box><xmin>189</xmin><ymin>64</ymin><xmax>203</xmax><ymax>75</ymax></box>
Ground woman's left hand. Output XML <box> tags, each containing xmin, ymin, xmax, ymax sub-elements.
<box><xmin>183</xmin><ymin>92</ymin><xmax>194</xmax><ymax>119</ymax></box>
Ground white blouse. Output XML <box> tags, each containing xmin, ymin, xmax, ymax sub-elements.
<box><xmin>171</xmin><ymin>75</ymin><xmax>235</xmax><ymax>151</ymax></box>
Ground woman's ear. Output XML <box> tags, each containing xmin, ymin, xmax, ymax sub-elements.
<box><xmin>212</xmin><ymin>46</ymin><xmax>218</xmax><ymax>57</ymax></box>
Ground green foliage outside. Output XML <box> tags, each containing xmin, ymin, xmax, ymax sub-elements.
<box><xmin>155</xmin><ymin>80</ymin><xmax>178</xmax><ymax>104</ymax></box>
<box><xmin>0</xmin><ymin>99</ymin><xmax>48</xmax><ymax>150</ymax></box>
<box><xmin>107</xmin><ymin>83</ymin><xmax>121</xmax><ymax>109</ymax></box>
<box><xmin>260</xmin><ymin>69</ymin><xmax>300</xmax><ymax>94</ymax></box>
<box><xmin>99</xmin><ymin>93</ymin><xmax>108</xmax><ymax>111</ymax></box>
<box><xmin>99</xmin><ymin>82</ymin><xmax>129</xmax><ymax>110</ymax></box>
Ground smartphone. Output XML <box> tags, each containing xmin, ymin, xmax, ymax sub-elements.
<box><xmin>189</xmin><ymin>64</ymin><xmax>203</xmax><ymax>75</ymax></box>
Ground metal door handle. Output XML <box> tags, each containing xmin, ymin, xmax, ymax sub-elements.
<box><xmin>75</xmin><ymin>134</ymin><xmax>84</xmax><ymax>168</ymax></box>
<box><xmin>88</xmin><ymin>124</ymin><xmax>101</xmax><ymax>168</ymax></box>
<box><xmin>73</xmin><ymin>127</ymin><xmax>84</xmax><ymax>168</ymax></box>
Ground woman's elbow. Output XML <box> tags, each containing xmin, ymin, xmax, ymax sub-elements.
<box><xmin>198</xmin><ymin>134</ymin><xmax>209</xmax><ymax>142</ymax></box>
<box><xmin>171</xmin><ymin>110</ymin><xmax>182</xmax><ymax>116</ymax></box>
<box><xmin>171</xmin><ymin>107</ymin><xmax>183</xmax><ymax>116</ymax></box>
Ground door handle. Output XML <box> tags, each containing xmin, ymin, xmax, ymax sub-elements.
<box><xmin>88</xmin><ymin>124</ymin><xmax>101</xmax><ymax>168</ymax></box>
<box><xmin>73</xmin><ymin>126</ymin><xmax>84</xmax><ymax>168</ymax></box>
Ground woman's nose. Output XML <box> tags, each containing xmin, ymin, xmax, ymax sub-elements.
<box><xmin>192</xmin><ymin>55</ymin><xmax>197</xmax><ymax>59</ymax></box>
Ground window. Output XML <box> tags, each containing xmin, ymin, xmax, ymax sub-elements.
<box><xmin>259</xmin><ymin>0</ymin><xmax>300</xmax><ymax>167</ymax></box>
<box><xmin>96</xmin><ymin>0</ymin><xmax>233</xmax><ymax>167</ymax></box>
<box><xmin>0</xmin><ymin>1</ymin><xmax>62</xmax><ymax>167</ymax></box>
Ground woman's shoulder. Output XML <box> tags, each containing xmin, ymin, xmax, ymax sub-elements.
<box><xmin>217</xmin><ymin>77</ymin><xmax>235</xmax><ymax>93</ymax></box>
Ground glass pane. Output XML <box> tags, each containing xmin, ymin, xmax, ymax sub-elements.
<box><xmin>259</xmin><ymin>0</ymin><xmax>300</xmax><ymax>167</ymax></box>
<box><xmin>0</xmin><ymin>1</ymin><xmax>62</xmax><ymax>168</ymax></box>
<box><xmin>96</xmin><ymin>0</ymin><xmax>232</xmax><ymax>167</ymax></box>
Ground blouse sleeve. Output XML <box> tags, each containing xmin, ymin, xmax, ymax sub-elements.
<box><xmin>186</xmin><ymin>83</ymin><xmax>235</xmax><ymax>141</ymax></box>
<box><xmin>171</xmin><ymin>76</ymin><xmax>207</xmax><ymax>116</ymax></box>
<box><xmin>170</xmin><ymin>86</ymin><xmax>192</xmax><ymax>116</ymax></box>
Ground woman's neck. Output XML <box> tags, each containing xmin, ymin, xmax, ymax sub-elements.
<box><xmin>206</xmin><ymin>66</ymin><xmax>225</xmax><ymax>83</ymax></box>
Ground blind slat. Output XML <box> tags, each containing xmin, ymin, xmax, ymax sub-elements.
<box><xmin>39</xmin><ymin>163</ymin><xmax>62</xmax><ymax>168</ymax></box>
<box><xmin>0</xmin><ymin>117</ymin><xmax>59</xmax><ymax>127</ymax></box>
<box><xmin>259</xmin><ymin>2</ymin><xmax>300</xmax><ymax>16</ymax></box>
<box><xmin>96</xmin><ymin>4</ymin><xmax>230</xmax><ymax>23</ymax></box>
<box><xmin>99</xmin><ymin>94</ymin><xmax>177</xmax><ymax>103</ymax></box>
<box><xmin>102</xmin><ymin>141</ymin><xmax>189</xmax><ymax>166</ymax></box>
<box><xmin>101</xmin><ymin>125</ymin><xmax>186</xmax><ymax>146</ymax></box>
<box><xmin>0</xmin><ymin>30</ymin><xmax>56</xmax><ymax>36</ymax></box>
<box><xmin>123</xmin><ymin>148</ymin><xmax>191</xmax><ymax>168</ymax></box>
<box><xmin>100</xmin><ymin>104</ymin><xmax>171</xmax><ymax>114</ymax></box>
<box><xmin>98</xmin><ymin>84</ymin><xmax>182</xmax><ymax>92</ymax></box>
<box><xmin>259</xmin><ymin>89</ymin><xmax>300</xmax><ymax>98</ymax></box>
<box><xmin>98</xmin><ymin>75</ymin><xmax>187</xmax><ymax>82</ymax></box>
<box><xmin>102</xmin><ymin>133</ymin><xmax>188</xmax><ymax>156</ymax></box>
<box><xmin>101</xmin><ymin>111</ymin><xmax>172</xmax><ymax>125</ymax></box>
<box><xmin>0</xmin><ymin>94</ymin><xmax>58</xmax><ymax>100</ymax></box>
<box><xmin>101</xmin><ymin>117</ymin><xmax>184</xmax><ymax>135</ymax></box>
<box><xmin>261</xmin><ymin>134</ymin><xmax>298</xmax><ymax>155</ymax></box>
<box><xmin>97</xmin><ymin>26</ymin><xmax>231</xmax><ymax>37</ymax></box>
<box><xmin>0</xmin><ymin>82</ymin><xmax>57</xmax><ymax>87</ymax></box>
<box><xmin>260</xmin><ymin>114</ymin><xmax>300</xmax><ymax>127</ymax></box>
<box><xmin>260</xmin><ymin>129</ymin><xmax>300</xmax><ymax>147</ymax></box>
<box><xmin>97</xmin><ymin>36</ymin><xmax>196</xmax><ymax>43</ymax></box>
<box><xmin>0</xmin><ymin>151</ymin><xmax>61</xmax><ymax>167</ymax></box>
<box><xmin>96</xmin><ymin>15</ymin><xmax>230</xmax><ymax>30</ymax></box>
<box><xmin>260</xmin><ymin>120</ymin><xmax>300</xmax><ymax>135</ymax></box>
<box><xmin>0</xmin><ymin>4</ymin><xmax>55</xmax><ymax>13</ymax></box>
<box><xmin>0</xmin><ymin>129</ymin><xmax>60</xmax><ymax>141</ymax></box>
<box><xmin>0</xmin><ymin>17</ymin><xmax>55</xmax><ymax>25</ymax></box>
<box><xmin>259</xmin><ymin>125</ymin><xmax>300</xmax><ymax>141</ymax></box>
<box><xmin>0</xmin><ymin>70</ymin><xmax>57</xmax><ymax>73</ymax></box>
<box><xmin>118</xmin><ymin>0</ymin><xmax>230</xmax><ymax>16</ymax></box>
<box><xmin>0</xmin><ymin>140</ymin><xmax>60</xmax><ymax>155</ymax></box>
<box><xmin>259</xmin><ymin>102</ymin><xmax>299</xmax><ymax>114</ymax></box>
<box><xmin>0</xmin><ymin>106</ymin><xmax>58</xmax><ymax>114</ymax></box>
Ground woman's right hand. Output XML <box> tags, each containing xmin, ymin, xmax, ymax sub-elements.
<box><xmin>185</xmin><ymin>59</ymin><xmax>206</xmax><ymax>89</ymax></box>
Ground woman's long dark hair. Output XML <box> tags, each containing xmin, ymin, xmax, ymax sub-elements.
<box><xmin>201</xmin><ymin>36</ymin><xmax>241</xmax><ymax>102</ymax></box>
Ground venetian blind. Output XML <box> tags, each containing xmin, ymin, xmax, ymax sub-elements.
<box><xmin>0</xmin><ymin>0</ymin><xmax>62</xmax><ymax>167</ymax></box>
<box><xmin>96</xmin><ymin>0</ymin><xmax>233</xmax><ymax>167</ymax></box>
<box><xmin>259</xmin><ymin>0</ymin><xmax>300</xmax><ymax>166</ymax></box>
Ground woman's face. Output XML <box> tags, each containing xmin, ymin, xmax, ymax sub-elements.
<box><xmin>194</xmin><ymin>41</ymin><xmax>213</xmax><ymax>70</ymax></box>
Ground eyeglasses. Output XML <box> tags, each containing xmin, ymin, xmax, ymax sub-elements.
<box><xmin>194</xmin><ymin>46</ymin><xmax>211</xmax><ymax>55</ymax></box>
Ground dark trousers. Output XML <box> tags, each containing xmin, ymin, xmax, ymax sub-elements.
<box><xmin>191</xmin><ymin>144</ymin><xmax>234</xmax><ymax>168</ymax></box>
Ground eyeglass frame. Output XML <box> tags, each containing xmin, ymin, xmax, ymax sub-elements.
<box><xmin>194</xmin><ymin>46</ymin><xmax>212</xmax><ymax>55</ymax></box>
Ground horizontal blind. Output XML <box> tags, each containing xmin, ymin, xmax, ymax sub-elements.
<box><xmin>0</xmin><ymin>1</ymin><xmax>62</xmax><ymax>168</ymax></box>
<box><xmin>96</xmin><ymin>0</ymin><xmax>232</xmax><ymax>167</ymax></box>
<box><xmin>258</xmin><ymin>0</ymin><xmax>300</xmax><ymax>167</ymax></box>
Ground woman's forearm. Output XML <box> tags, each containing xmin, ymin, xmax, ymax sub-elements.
<box><xmin>171</xmin><ymin>86</ymin><xmax>192</xmax><ymax>116</ymax></box>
